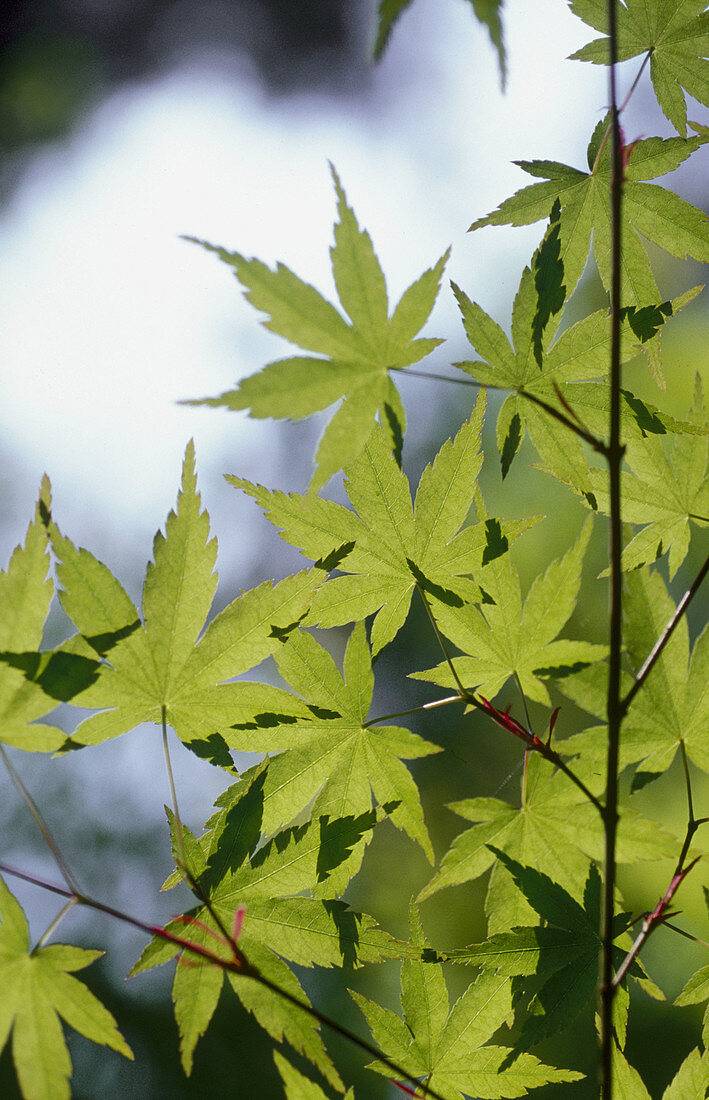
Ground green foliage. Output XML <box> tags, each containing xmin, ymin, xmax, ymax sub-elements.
<box><xmin>0</xmin><ymin>877</ymin><xmax>132</xmax><ymax>1099</ymax></box>
<box><xmin>1</xmin><ymin>1</ymin><xmax>709</xmax><ymax>1098</ymax></box>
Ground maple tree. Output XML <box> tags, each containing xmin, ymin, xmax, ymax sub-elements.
<box><xmin>1</xmin><ymin>1</ymin><xmax>709</xmax><ymax>1098</ymax></box>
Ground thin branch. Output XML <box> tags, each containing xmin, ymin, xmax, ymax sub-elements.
<box><xmin>0</xmin><ymin>860</ymin><xmax>448</xmax><ymax>1100</ymax></box>
<box><xmin>0</xmin><ymin>744</ymin><xmax>81</xmax><ymax>896</ymax></box>
<box><xmin>612</xmin><ymin>741</ymin><xmax>707</xmax><ymax>987</ymax></box>
<box><xmin>621</xmin><ymin>553</ymin><xmax>709</xmax><ymax>714</ymax></box>
<box><xmin>600</xmin><ymin>2</ymin><xmax>625</xmax><ymax>1094</ymax></box>
<box><xmin>400</xmin><ymin>369</ymin><xmax>607</xmax><ymax>455</ymax></box>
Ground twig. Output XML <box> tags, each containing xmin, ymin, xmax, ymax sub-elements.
<box><xmin>621</xmin><ymin>553</ymin><xmax>709</xmax><ymax>714</ymax></box>
<box><xmin>0</xmin><ymin>744</ymin><xmax>81</xmax><ymax>897</ymax></box>
<box><xmin>600</xmin><ymin>2</ymin><xmax>625</xmax><ymax>1095</ymax></box>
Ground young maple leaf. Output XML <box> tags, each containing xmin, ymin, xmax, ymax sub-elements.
<box><xmin>131</xmin><ymin>764</ymin><xmax>407</xmax><ymax>1083</ymax></box>
<box><xmin>0</xmin><ymin>483</ymin><xmax>66</xmax><ymax>752</ymax></box>
<box><xmin>230</xmin><ymin>395</ymin><xmax>537</xmax><ymax>655</ymax></box>
<box><xmin>559</xmin><ymin>567</ymin><xmax>709</xmax><ymax>785</ymax></box>
<box><xmin>560</xmin><ymin>374</ymin><xmax>709</xmax><ymax>578</ymax></box>
<box><xmin>411</xmin><ymin>518</ymin><xmax>606</xmax><ymax>707</ymax></box>
<box><xmin>225</xmin><ymin>621</ymin><xmax>440</xmax><ymax>883</ymax></box>
<box><xmin>0</xmin><ymin>876</ymin><xmax>132</xmax><ymax>1100</ymax></box>
<box><xmin>471</xmin><ymin>119</ymin><xmax>709</xmax><ymax>314</ymax></box>
<box><xmin>612</xmin><ymin>1043</ymin><xmax>709</xmax><ymax>1100</ymax></box>
<box><xmin>350</xmin><ymin>901</ymin><xmax>583</xmax><ymax>1099</ymax></box>
<box><xmin>569</xmin><ymin>0</ymin><xmax>709</xmax><ymax>137</ymax></box>
<box><xmin>184</xmin><ymin>165</ymin><xmax>449</xmax><ymax>490</ymax></box>
<box><xmin>42</xmin><ymin>441</ymin><xmax>320</xmax><ymax>752</ymax></box>
<box><xmin>452</xmin><ymin>259</ymin><xmax>700</xmax><ymax>483</ymax></box>
<box><xmin>417</xmin><ymin>753</ymin><xmax>676</xmax><ymax>935</ymax></box>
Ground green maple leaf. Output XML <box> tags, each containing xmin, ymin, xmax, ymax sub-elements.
<box><xmin>453</xmin><ymin>256</ymin><xmax>700</xmax><ymax>482</ymax></box>
<box><xmin>274</xmin><ymin>1050</ymin><xmax>355</xmax><ymax>1099</ymax></box>
<box><xmin>184</xmin><ymin>165</ymin><xmax>449</xmax><ymax>490</ymax></box>
<box><xmin>613</xmin><ymin>1043</ymin><xmax>709</xmax><ymax>1099</ymax></box>
<box><xmin>131</xmin><ymin>764</ymin><xmax>405</xmax><ymax>1082</ymax></box>
<box><xmin>0</xmin><ymin>482</ymin><xmax>67</xmax><ymax>752</ymax></box>
<box><xmin>226</xmin><ymin>621</ymin><xmax>439</xmax><ymax>881</ymax></box>
<box><xmin>675</xmin><ymin>964</ymin><xmax>709</xmax><ymax>1051</ymax></box>
<box><xmin>350</xmin><ymin>901</ymin><xmax>583</xmax><ymax>1098</ymax></box>
<box><xmin>411</xmin><ymin>518</ymin><xmax>607</xmax><ymax>707</ymax></box>
<box><xmin>230</xmin><ymin>395</ymin><xmax>537</xmax><ymax>655</ymax></box>
<box><xmin>444</xmin><ymin>855</ymin><xmax>635</xmax><ymax>1049</ymax></box>
<box><xmin>470</xmin><ymin>120</ymin><xmax>709</xmax><ymax>310</ymax></box>
<box><xmin>569</xmin><ymin>0</ymin><xmax>709</xmax><ymax>137</ymax></box>
<box><xmin>374</xmin><ymin>0</ymin><xmax>506</xmax><ymax>83</ymax></box>
<box><xmin>0</xmin><ymin>876</ymin><xmax>132</xmax><ymax>1100</ymax></box>
<box><xmin>417</xmin><ymin>753</ymin><xmax>675</xmax><ymax>933</ymax></box>
<box><xmin>560</xmin><ymin>567</ymin><xmax>709</xmax><ymax>784</ymax></box>
<box><xmin>41</xmin><ymin>441</ymin><xmax>320</xmax><ymax>753</ymax></box>
<box><xmin>557</xmin><ymin>373</ymin><xmax>709</xmax><ymax>578</ymax></box>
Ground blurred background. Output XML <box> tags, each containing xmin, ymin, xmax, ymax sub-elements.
<box><xmin>0</xmin><ymin>0</ymin><xmax>707</xmax><ymax>1095</ymax></box>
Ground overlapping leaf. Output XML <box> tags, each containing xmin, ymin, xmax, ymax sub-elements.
<box><xmin>132</xmin><ymin>764</ymin><xmax>406</xmax><ymax>1082</ymax></box>
<box><xmin>39</xmin><ymin>441</ymin><xmax>320</xmax><ymax>753</ymax></box>
<box><xmin>185</xmin><ymin>166</ymin><xmax>449</xmax><ymax>489</ymax></box>
<box><xmin>471</xmin><ymin>120</ymin><xmax>709</xmax><ymax>310</ymax></box>
<box><xmin>417</xmin><ymin>753</ymin><xmax>676</xmax><ymax>934</ymax></box>
<box><xmin>442</xmin><ymin>855</ymin><xmax>635</xmax><ymax>1049</ymax></box>
<box><xmin>453</xmin><ymin>256</ymin><xmax>700</xmax><ymax>482</ymax></box>
<box><xmin>225</xmin><ymin>621</ymin><xmax>439</xmax><ymax>882</ymax></box>
<box><xmin>0</xmin><ymin>876</ymin><xmax>132</xmax><ymax>1100</ymax></box>
<box><xmin>230</xmin><ymin>396</ymin><xmax>537</xmax><ymax>655</ymax></box>
<box><xmin>274</xmin><ymin>1050</ymin><xmax>355</xmax><ymax>1099</ymax></box>
<box><xmin>374</xmin><ymin>0</ymin><xmax>506</xmax><ymax>83</ymax></box>
<box><xmin>350</xmin><ymin>902</ymin><xmax>583</xmax><ymax>1099</ymax></box>
<box><xmin>0</xmin><ymin>484</ymin><xmax>66</xmax><ymax>752</ymax></box>
<box><xmin>560</xmin><ymin>567</ymin><xmax>709</xmax><ymax>783</ymax></box>
<box><xmin>552</xmin><ymin>374</ymin><xmax>709</xmax><ymax>577</ymax></box>
<box><xmin>411</xmin><ymin>518</ymin><xmax>607</xmax><ymax>707</ymax></box>
<box><xmin>569</xmin><ymin>0</ymin><xmax>709</xmax><ymax>136</ymax></box>
<box><xmin>675</xmin><ymin>961</ymin><xmax>709</xmax><ymax>1050</ymax></box>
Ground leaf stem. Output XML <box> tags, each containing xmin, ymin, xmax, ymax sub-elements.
<box><xmin>0</xmin><ymin>743</ymin><xmax>81</xmax><ymax>897</ymax></box>
<box><xmin>0</xmin><ymin>859</ymin><xmax>448</xmax><ymax>1100</ymax></box>
<box><xmin>621</xmin><ymin>553</ymin><xmax>709</xmax><ymax>714</ymax></box>
<box><xmin>364</xmin><ymin>694</ymin><xmax>464</xmax><ymax>728</ymax></box>
<box><xmin>600</xmin><ymin>3</ymin><xmax>625</xmax><ymax>1093</ymax></box>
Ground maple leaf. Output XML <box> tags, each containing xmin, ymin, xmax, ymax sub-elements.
<box><xmin>230</xmin><ymin>395</ymin><xmax>537</xmax><ymax>655</ymax></box>
<box><xmin>675</xmin><ymin>963</ymin><xmax>709</xmax><ymax>1050</ymax></box>
<box><xmin>470</xmin><ymin>119</ymin><xmax>709</xmax><ymax>311</ymax></box>
<box><xmin>350</xmin><ymin>901</ymin><xmax>583</xmax><ymax>1099</ymax></box>
<box><xmin>417</xmin><ymin>754</ymin><xmax>676</xmax><ymax>934</ymax></box>
<box><xmin>453</xmin><ymin>255</ymin><xmax>701</xmax><ymax>483</ymax></box>
<box><xmin>131</xmin><ymin>764</ymin><xmax>406</xmax><ymax>1082</ymax></box>
<box><xmin>373</xmin><ymin>0</ymin><xmax>506</xmax><ymax>83</ymax></box>
<box><xmin>225</xmin><ymin>621</ymin><xmax>440</xmax><ymax>882</ymax></box>
<box><xmin>443</xmin><ymin>856</ymin><xmax>636</xmax><ymax>1049</ymax></box>
<box><xmin>612</xmin><ymin>1042</ymin><xmax>709</xmax><ymax>1100</ymax></box>
<box><xmin>559</xmin><ymin>567</ymin><xmax>709</xmax><ymax>784</ymax></box>
<box><xmin>39</xmin><ymin>441</ymin><xmax>320</xmax><ymax>754</ymax></box>
<box><xmin>274</xmin><ymin>1050</ymin><xmax>355</xmax><ymax>1099</ymax></box>
<box><xmin>410</xmin><ymin>518</ymin><xmax>606</xmax><ymax>707</ymax></box>
<box><xmin>0</xmin><ymin>876</ymin><xmax>132</xmax><ymax>1100</ymax></box>
<box><xmin>0</xmin><ymin>482</ymin><xmax>66</xmax><ymax>752</ymax></box>
<box><xmin>184</xmin><ymin>165</ymin><xmax>449</xmax><ymax>490</ymax></box>
<box><xmin>569</xmin><ymin>0</ymin><xmax>709</xmax><ymax>137</ymax></box>
<box><xmin>555</xmin><ymin>373</ymin><xmax>709</xmax><ymax>578</ymax></box>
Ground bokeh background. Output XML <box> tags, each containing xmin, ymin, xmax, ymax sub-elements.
<box><xmin>1</xmin><ymin>0</ymin><xmax>708</xmax><ymax>1095</ymax></box>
